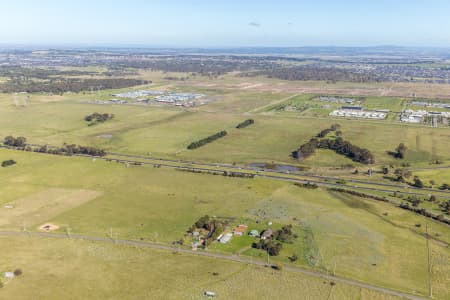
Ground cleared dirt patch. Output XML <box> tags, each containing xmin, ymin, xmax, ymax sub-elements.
<box><xmin>0</xmin><ymin>188</ymin><xmax>102</xmax><ymax>229</ymax></box>
<box><xmin>38</xmin><ymin>222</ymin><xmax>60</xmax><ymax>231</ymax></box>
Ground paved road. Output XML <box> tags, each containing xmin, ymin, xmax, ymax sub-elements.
<box><xmin>0</xmin><ymin>231</ymin><xmax>427</xmax><ymax>300</ymax></box>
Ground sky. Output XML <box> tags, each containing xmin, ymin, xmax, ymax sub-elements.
<box><xmin>1</xmin><ymin>0</ymin><xmax>450</xmax><ymax>47</ymax></box>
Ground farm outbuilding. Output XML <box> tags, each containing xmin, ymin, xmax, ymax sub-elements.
<box><xmin>249</xmin><ymin>229</ymin><xmax>259</xmax><ymax>237</ymax></box>
<box><xmin>219</xmin><ymin>233</ymin><xmax>232</xmax><ymax>244</ymax></box>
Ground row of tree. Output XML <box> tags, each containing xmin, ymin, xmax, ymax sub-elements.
<box><xmin>317</xmin><ymin>137</ymin><xmax>375</xmax><ymax>164</ymax></box>
<box><xmin>3</xmin><ymin>136</ymin><xmax>106</xmax><ymax>157</ymax></box>
<box><xmin>187</xmin><ymin>131</ymin><xmax>227</xmax><ymax>150</ymax></box>
<box><xmin>236</xmin><ymin>119</ymin><xmax>255</xmax><ymax>129</ymax></box>
<box><xmin>399</xmin><ymin>203</ymin><xmax>450</xmax><ymax>225</ymax></box>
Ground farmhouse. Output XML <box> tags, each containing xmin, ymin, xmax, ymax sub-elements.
<box><xmin>261</xmin><ymin>229</ymin><xmax>273</xmax><ymax>240</ymax></box>
<box><xmin>233</xmin><ymin>224</ymin><xmax>248</xmax><ymax>236</ymax></box>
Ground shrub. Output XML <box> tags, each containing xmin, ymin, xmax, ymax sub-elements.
<box><xmin>271</xmin><ymin>264</ymin><xmax>283</xmax><ymax>270</ymax></box>
<box><xmin>85</xmin><ymin>112</ymin><xmax>114</xmax><ymax>124</ymax></box>
<box><xmin>13</xmin><ymin>269</ymin><xmax>22</xmax><ymax>276</ymax></box>
<box><xmin>1</xmin><ymin>159</ymin><xmax>16</xmax><ymax>167</ymax></box>
<box><xmin>288</xmin><ymin>254</ymin><xmax>298</xmax><ymax>262</ymax></box>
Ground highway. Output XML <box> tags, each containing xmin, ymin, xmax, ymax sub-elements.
<box><xmin>105</xmin><ymin>152</ymin><xmax>450</xmax><ymax>199</ymax></box>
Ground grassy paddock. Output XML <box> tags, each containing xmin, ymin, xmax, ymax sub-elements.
<box><xmin>0</xmin><ymin>236</ymin><xmax>406</xmax><ymax>300</ymax></box>
<box><xmin>0</xmin><ymin>149</ymin><xmax>448</xmax><ymax>298</ymax></box>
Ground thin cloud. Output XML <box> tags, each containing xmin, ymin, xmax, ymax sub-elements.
<box><xmin>248</xmin><ymin>22</ymin><xmax>261</xmax><ymax>27</ymax></box>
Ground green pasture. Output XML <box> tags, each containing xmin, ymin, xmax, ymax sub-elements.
<box><xmin>0</xmin><ymin>149</ymin><xmax>448</xmax><ymax>298</ymax></box>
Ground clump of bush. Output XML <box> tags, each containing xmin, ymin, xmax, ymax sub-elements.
<box><xmin>294</xmin><ymin>182</ymin><xmax>318</xmax><ymax>189</ymax></box>
<box><xmin>387</xmin><ymin>143</ymin><xmax>407</xmax><ymax>159</ymax></box>
<box><xmin>274</xmin><ymin>225</ymin><xmax>297</xmax><ymax>243</ymax></box>
<box><xmin>252</xmin><ymin>225</ymin><xmax>297</xmax><ymax>256</ymax></box>
<box><xmin>85</xmin><ymin>112</ymin><xmax>114</xmax><ymax>125</ymax></box>
<box><xmin>1</xmin><ymin>159</ymin><xmax>16</xmax><ymax>167</ymax></box>
<box><xmin>252</xmin><ymin>239</ymin><xmax>283</xmax><ymax>256</ymax></box>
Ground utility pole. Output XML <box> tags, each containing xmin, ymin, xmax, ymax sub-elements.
<box><xmin>23</xmin><ymin>221</ymin><xmax>31</xmax><ymax>237</ymax></box>
<box><xmin>330</xmin><ymin>245</ymin><xmax>337</xmax><ymax>276</ymax></box>
<box><xmin>426</xmin><ymin>224</ymin><xmax>433</xmax><ymax>298</ymax></box>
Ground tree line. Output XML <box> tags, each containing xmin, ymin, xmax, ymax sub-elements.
<box><xmin>246</xmin><ymin>65</ymin><xmax>379</xmax><ymax>83</ymax></box>
<box><xmin>2</xmin><ymin>136</ymin><xmax>106</xmax><ymax>157</ymax></box>
<box><xmin>0</xmin><ymin>78</ymin><xmax>149</xmax><ymax>94</ymax></box>
<box><xmin>28</xmin><ymin>144</ymin><xmax>106</xmax><ymax>157</ymax></box>
<box><xmin>177</xmin><ymin>168</ymin><xmax>254</xmax><ymax>179</ymax></box>
<box><xmin>187</xmin><ymin>131</ymin><xmax>227</xmax><ymax>150</ymax></box>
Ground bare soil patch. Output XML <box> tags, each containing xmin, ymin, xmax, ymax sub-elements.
<box><xmin>38</xmin><ymin>222</ymin><xmax>60</xmax><ymax>231</ymax></box>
